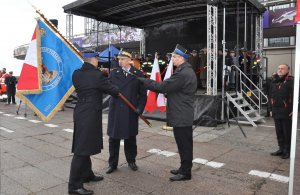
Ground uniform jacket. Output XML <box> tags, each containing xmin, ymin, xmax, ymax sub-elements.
<box><xmin>189</xmin><ymin>55</ymin><xmax>200</xmax><ymax>72</ymax></box>
<box><xmin>72</xmin><ymin>62</ymin><xmax>119</xmax><ymax>155</ymax></box>
<box><xmin>4</xmin><ymin>76</ymin><xmax>17</xmax><ymax>92</ymax></box>
<box><xmin>139</xmin><ymin>62</ymin><xmax>197</xmax><ymax>127</ymax></box>
<box><xmin>269</xmin><ymin>74</ymin><xmax>294</xmax><ymax>119</ymax></box>
<box><xmin>107</xmin><ymin>66</ymin><xmax>147</xmax><ymax>139</ymax></box>
<box><xmin>199</xmin><ymin>53</ymin><xmax>207</xmax><ymax>78</ymax></box>
<box><xmin>141</xmin><ymin>60</ymin><xmax>153</xmax><ymax>74</ymax></box>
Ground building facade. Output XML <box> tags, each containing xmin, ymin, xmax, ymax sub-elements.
<box><xmin>259</xmin><ymin>0</ymin><xmax>296</xmax><ymax>76</ymax></box>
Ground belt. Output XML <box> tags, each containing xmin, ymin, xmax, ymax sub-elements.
<box><xmin>77</xmin><ymin>97</ymin><xmax>101</xmax><ymax>103</ymax></box>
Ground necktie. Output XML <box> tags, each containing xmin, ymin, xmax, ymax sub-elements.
<box><xmin>123</xmin><ymin>69</ymin><xmax>128</xmax><ymax>77</ymax></box>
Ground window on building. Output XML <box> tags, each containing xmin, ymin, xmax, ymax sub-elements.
<box><xmin>268</xmin><ymin>37</ymin><xmax>290</xmax><ymax>47</ymax></box>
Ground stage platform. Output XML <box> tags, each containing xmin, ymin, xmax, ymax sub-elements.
<box><xmin>143</xmin><ymin>90</ymin><xmax>222</xmax><ymax>127</ymax></box>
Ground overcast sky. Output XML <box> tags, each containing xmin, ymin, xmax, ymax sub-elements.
<box><xmin>0</xmin><ymin>0</ymin><xmax>84</xmax><ymax>76</ymax></box>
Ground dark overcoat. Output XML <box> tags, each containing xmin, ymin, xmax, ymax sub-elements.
<box><xmin>72</xmin><ymin>62</ymin><xmax>119</xmax><ymax>155</ymax></box>
<box><xmin>4</xmin><ymin>76</ymin><xmax>17</xmax><ymax>93</ymax></box>
<box><xmin>107</xmin><ymin>66</ymin><xmax>147</xmax><ymax>139</ymax></box>
<box><xmin>269</xmin><ymin>74</ymin><xmax>294</xmax><ymax>119</ymax></box>
<box><xmin>138</xmin><ymin>62</ymin><xmax>197</xmax><ymax>127</ymax></box>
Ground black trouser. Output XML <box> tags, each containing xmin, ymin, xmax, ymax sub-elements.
<box><xmin>7</xmin><ymin>88</ymin><xmax>16</xmax><ymax>104</ymax></box>
<box><xmin>69</xmin><ymin>155</ymin><xmax>95</xmax><ymax>190</ymax></box>
<box><xmin>173</xmin><ymin>126</ymin><xmax>193</xmax><ymax>175</ymax></box>
<box><xmin>108</xmin><ymin>136</ymin><xmax>137</xmax><ymax>167</ymax></box>
<box><xmin>274</xmin><ymin>118</ymin><xmax>292</xmax><ymax>155</ymax></box>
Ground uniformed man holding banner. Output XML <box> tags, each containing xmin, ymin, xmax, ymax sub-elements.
<box><xmin>137</xmin><ymin>44</ymin><xmax>197</xmax><ymax>181</ymax></box>
<box><xmin>69</xmin><ymin>51</ymin><xmax>119</xmax><ymax>195</ymax></box>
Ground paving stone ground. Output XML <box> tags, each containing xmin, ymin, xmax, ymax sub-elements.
<box><xmin>0</xmin><ymin>102</ymin><xmax>299</xmax><ymax>195</ymax></box>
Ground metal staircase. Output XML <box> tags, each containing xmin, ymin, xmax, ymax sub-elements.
<box><xmin>226</xmin><ymin>65</ymin><xmax>268</xmax><ymax>127</ymax></box>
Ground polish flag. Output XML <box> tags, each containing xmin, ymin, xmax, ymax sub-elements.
<box><xmin>17</xmin><ymin>26</ymin><xmax>42</xmax><ymax>94</ymax></box>
<box><xmin>157</xmin><ymin>60</ymin><xmax>173</xmax><ymax>112</ymax></box>
<box><xmin>144</xmin><ymin>57</ymin><xmax>161</xmax><ymax>112</ymax></box>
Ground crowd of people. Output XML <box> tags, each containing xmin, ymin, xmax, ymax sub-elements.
<box><xmin>120</xmin><ymin>47</ymin><xmax>262</xmax><ymax>93</ymax></box>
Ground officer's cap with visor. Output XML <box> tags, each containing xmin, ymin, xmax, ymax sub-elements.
<box><xmin>117</xmin><ymin>51</ymin><xmax>132</xmax><ymax>59</ymax></box>
<box><xmin>172</xmin><ymin>44</ymin><xmax>190</xmax><ymax>59</ymax></box>
<box><xmin>82</xmin><ymin>50</ymin><xmax>99</xmax><ymax>59</ymax></box>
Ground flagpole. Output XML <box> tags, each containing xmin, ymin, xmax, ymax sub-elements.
<box><xmin>288</xmin><ymin>21</ymin><xmax>300</xmax><ymax>195</ymax></box>
<box><xmin>119</xmin><ymin>93</ymin><xmax>152</xmax><ymax>127</ymax></box>
<box><xmin>30</xmin><ymin>4</ymin><xmax>82</xmax><ymax>58</ymax></box>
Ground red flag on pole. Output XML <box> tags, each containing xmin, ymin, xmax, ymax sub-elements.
<box><xmin>17</xmin><ymin>26</ymin><xmax>42</xmax><ymax>94</ymax></box>
<box><xmin>157</xmin><ymin>59</ymin><xmax>173</xmax><ymax>112</ymax></box>
<box><xmin>144</xmin><ymin>57</ymin><xmax>161</xmax><ymax>112</ymax></box>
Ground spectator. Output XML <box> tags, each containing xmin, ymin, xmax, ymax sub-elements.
<box><xmin>4</xmin><ymin>71</ymin><xmax>17</xmax><ymax>105</ymax></box>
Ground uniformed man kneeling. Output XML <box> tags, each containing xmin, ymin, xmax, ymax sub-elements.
<box><xmin>68</xmin><ymin>51</ymin><xmax>119</xmax><ymax>195</ymax></box>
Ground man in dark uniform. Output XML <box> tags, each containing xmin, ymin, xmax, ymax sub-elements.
<box><xmin>69</xmin><ymin>51</ymin><xmax>119</xmax><ymax>195</ymax></box>
<box><xmin>224</xmin><ymin>49</ymin><xmax>234</xmax><ymax>90</ymax></box>
<box><xmin>106</xmin><ymin>51</ymin><xmax>147</xmax><ymax>174</ymax></box>
<box><xmin>141</xmin><ymin>54</ymin><xmax>153</xmax><ymax>77</ymax></box>
<box><xmin>189</xmin><ymin>50</ymin><xmax>200</xmax><ymax>88</ymax></box>
<box><xmin>4</xmin><ymin>71</ymin><xmax>17</xmax><ymax>105</ymax></box>
<box><xmin>199</xmin><ymin>47</ymin><xmax>207</xmax><ymax>88</ymax></box>
<box><xmin>269</xmin><ymin>64</ymin><xmax>294</xmax><ymax>159</ymax></box>
<box><xmin>137</xmin><ymin>44</ymin><xmax>197</xmax><ymax>181</ymax></box>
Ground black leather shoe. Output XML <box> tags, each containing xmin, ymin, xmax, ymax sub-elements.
<box><xmin>83</xmin><ymin>175</ymin><xmax>103</xmax><ymax>183</ymax></box>
<box><xmin>128</xmin><ymin>162</ymin><xmax>138</xmax><ymax>171</ymax></box>
<box><xmin>169</xmin><ymin>174</ymin><xmax>191</xmax><ymax>181</ymax></box>
<box><xmin>68</xmin><ymin>187</ymin><xmax>93</xmax><ymax>195</ymax></box>
<box><xmin>106</xmin><ymin>166</ymin><xmax>117</xmax><ymax>174</ymax></box>
<box><xmin>270</xmin><ymin>150</ymin><xmax>283</xmax><ymax>156</ymax></box>
<box><xmin>170</xmin><ymin>169</ymin><xmax>179</xmax><ymax>175</ymax></box>
<box><xmin>281</xmin><ymin>153</ymin><xmax>290</xmax><ymax>159</ymax></box>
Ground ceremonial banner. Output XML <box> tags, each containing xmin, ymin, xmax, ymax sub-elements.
<box><xmin>17</xmin><ymin>18</ymin><xmax>83</xmax><ymax>122</ymax></box>
<box><xmin>17</xmin><ymin>26</ymin><xmax>42</xmax><ymax>93</ymax></box>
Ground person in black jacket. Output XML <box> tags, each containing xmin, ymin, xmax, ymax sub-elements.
<box><xmin>68</xmin><ymin>51</ymin><xmax>119</xmax><ymax>195</ymax></box>
<box><xmin>137</xmin><ymin>44</ymin><xmax>197</xmax><ymax>181</ymax></box>
<box><xmin>4</xmin><ymin>71</ymin><xmax>17</xmax><ymax>105</ymax></box>
<box><xmin>106</xmin><ymin>50</ymin><xmax>147</xmax><ymax>174</ymax></box>
<box><xmin>269</xmin><ymin>64</ymin><xmax>294</xmax><ymax>159</ymax></box>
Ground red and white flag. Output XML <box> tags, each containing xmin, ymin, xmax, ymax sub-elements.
<box><xmin>144</xmin><ymin>57</ymin><xmax>161</xmax><ymax>112</ymax></box>
<box><xmin>17</xmin><ymin>26</ymin><xmax>42</xmax><ymax>94</ymax></box>
<box><xmin>157</xmin><ymin>60</ymin><xmax>173</xmax><ymax>112</ymax></box>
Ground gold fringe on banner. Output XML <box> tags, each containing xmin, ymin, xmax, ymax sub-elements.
<box><xmin>16</xmin><ymin>86</ymin><xmax>75</xmax><ymax>122</ymax></box>
<box><xmin>16</xmin><ymin>4</ymin><xmax>84</xmax><ymax>122</ymax></box>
